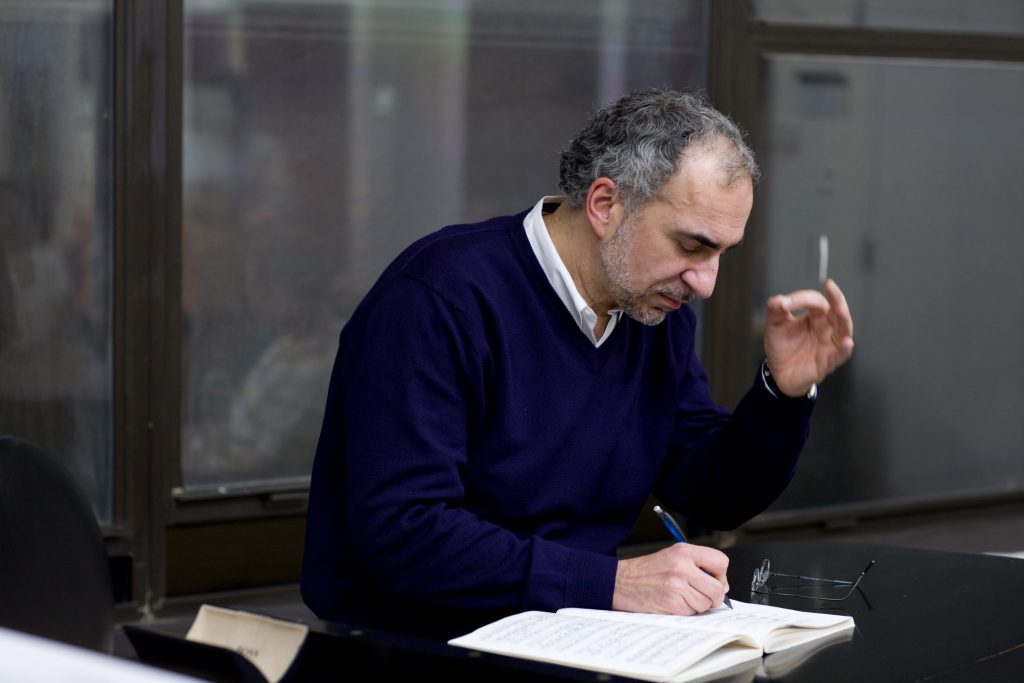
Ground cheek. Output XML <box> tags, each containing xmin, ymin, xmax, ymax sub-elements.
<box><xmin>624</xmin><ymin>237</ymin><xmax>688</xmax><ymax>287</ymax></box>
<box><xmin>641</xmin><ymin>254</ymin><xmax>689</xmax><ymax>285</ymax></box>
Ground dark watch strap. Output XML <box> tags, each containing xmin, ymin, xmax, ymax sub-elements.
<box><xmin>760</xmin><ymin>359</ymin><xmax>817</xmax><ymax>400</ymax></box>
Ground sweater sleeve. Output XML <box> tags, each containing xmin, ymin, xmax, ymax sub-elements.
<box><xmin>655</xmin><ymin>351</ymin><xmax>815</xmax><ymax>531</ymax></box>
<box><xmin>321</xmin><ymin>272</ymin><xmax>617</xmax><ymax>613</ymax></box>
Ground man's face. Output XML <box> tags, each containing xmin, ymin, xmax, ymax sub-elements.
<box><xmin>598</xmin><ymin>149</ymin><xmax>753</xmax><ymax>326</ymax></box>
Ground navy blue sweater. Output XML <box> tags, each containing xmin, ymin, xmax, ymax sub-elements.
<box><xmin>301</xmin><ymin>209</ymin><xmax>813</xmax><ymax>630</ymax></box>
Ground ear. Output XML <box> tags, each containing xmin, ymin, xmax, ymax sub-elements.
<box><xmin>584</xmin><ymin>177</ymin><xmax>624</xmax><ymax>240</ymax></box>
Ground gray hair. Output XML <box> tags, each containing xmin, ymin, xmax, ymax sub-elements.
<box><xmin>558</xmin><ymin>88</ymin><xmax>759</xmax><ymax>213</ymax></box>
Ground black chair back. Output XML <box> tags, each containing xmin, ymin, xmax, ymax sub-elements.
<box><xmin>0</xmin><ymin>435</ymin><xmax>114</xmax><ymax>652</ymax></box>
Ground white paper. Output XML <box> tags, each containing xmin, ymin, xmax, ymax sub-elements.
<box><xmin>0</xmin><ymin>625</ymin><xmax>205</xmax><ymax>683</ymax></box>
<box><xmin>186</xmin><ymin>605</ymin><xmax>308</xmax><ymax>683</ymax></box>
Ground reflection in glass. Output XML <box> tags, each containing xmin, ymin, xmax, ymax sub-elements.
<box><xmin>757</xmin><ymin>54</ymin><xmax>1024</xmax><ymax>511</ymax></box>
<box><xmin>180</xmin><ymin>0</ymin><xmax>708</xmax><ymax>489</ymax></box>
<box><xmin>0</xmin><ymin>1</ymin><xmax>114</xmax><ymax>521</ymax></box>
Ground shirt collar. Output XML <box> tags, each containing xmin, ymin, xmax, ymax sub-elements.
<box><xmin>523</xmin><ymin>196</ymin><xmax>622</xmax><ymax>347</ymax></box>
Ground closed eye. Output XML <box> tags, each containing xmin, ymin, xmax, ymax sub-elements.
<box><xmin>670</xmin><ymin>228</ymin><xmax>743</xmax><ymax>255</ymax></box>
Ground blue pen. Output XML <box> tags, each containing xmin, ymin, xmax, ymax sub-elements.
<box><xmin>653</xmin><ymin>505</ymin><xmax>733</xmax><ymax>609</ymax></box>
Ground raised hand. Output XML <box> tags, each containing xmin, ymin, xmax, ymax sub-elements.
<box><xmin>763</xmin><ymin>278</ymin><xmax>854</xmax><ymax>397</ymax></box>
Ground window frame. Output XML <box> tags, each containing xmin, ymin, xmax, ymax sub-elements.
<box><xmin>707</xmin><ymin>0</ymin><xmax>1024</xmax><ymax>533</ymax></box>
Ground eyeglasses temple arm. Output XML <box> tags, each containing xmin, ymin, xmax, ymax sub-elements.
<box><xmin>847</xmin><ymin>560</ymin><xmax>876</xmax><ymax>592</ymax></box>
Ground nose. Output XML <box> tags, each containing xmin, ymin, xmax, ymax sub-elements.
<box><xmin>682</xmin><ymin>256</ymin><xmax>719</xmax><ymax>300</ymax></box>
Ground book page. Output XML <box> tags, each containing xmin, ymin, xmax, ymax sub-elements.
<box><xmin>185</xmin><ymin>605</ymin><xmax>308</xmax><ymax>683</ymax></box>
<box><xmin>559</xmin><ymin>600</ymin><xmax>854</xmax><ymax>653</ymax></box>
<box><xmin>448</xmin><ymin>610</ymin><xmax>759</xmax><ymax>682</ymax></box>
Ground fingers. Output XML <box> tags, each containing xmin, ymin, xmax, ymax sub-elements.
<box><xmin>777</xmin><ymin>289</ymin><xmax>830</xmax><ymax>315</ymax></box>
<box><xmin>680</xmin><ymin>574</ymin><xmax>727</xmax><ymax>614</ymax></box>
<box><xmin>667</xmin><ymin>545</ymin><xmax>729</xmax><ymax>613</ymax></box>
<box><xmin>769</xmin><ymin>280</ymin><xmax>851</xmax><ymax>318</ymax></box>
<box><xmin>680</xmin><ymin>583</ymin><xmax>717</xmax><ymax>615</ymax></box>
<box><xmin>765</xmin><ymin>289</ymin><xmax>830</xmax><ymax>325</ymax></box>
<box><xmin>685</xmin><ymin>543</ymin><xmax>729</xmax><ymax>579</ymax></box>
<box><xmin>767</xmin><ymin>280</ymin><xmax>855</xmax><ymax>349</ymax></box>
<box><xmin>824</xmin><ymin>278</ymin><xmax>854</xmax><ymax>343</ymax></box>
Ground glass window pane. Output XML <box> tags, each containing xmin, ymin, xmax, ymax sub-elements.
<box><xmin>757</xmin><ymin>53</ymin><xmax>1024</xmax><ymax>511</ymax></box>
<box><xmin>0</xmin><ymin>1</ymin><xmax>114</xmax><ymax>521</ymax></box>
<box><xmin>180</xmin><ymin>0</ymin><xmax>708</xmax><ymax>490</ymax></box>
<box><xmin>752</xmin><ymin>0</ymin><xmax>1024</xmax><ymax>36</ymax></box>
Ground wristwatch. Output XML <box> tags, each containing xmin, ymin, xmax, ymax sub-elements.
<box><xmin>760</xmin><ymin>359</ymin><xmax>817</xmax><ymax>400</ymax></box>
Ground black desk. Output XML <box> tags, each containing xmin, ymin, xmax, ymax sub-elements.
<box><xmin>722</xmin><ymin>540</ymin><xmax>1024</xmax><ymax>682</ymax></box>
<box><xmin>127</xmin><ymin>541</ymin><xmax>1024</xmax><ymax>683</ymax></box>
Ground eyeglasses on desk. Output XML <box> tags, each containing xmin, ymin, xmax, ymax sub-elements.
<box><xmin>751</xmin><ymin>558</ymin><xmax>876</xmax><ymax>601</ymax></box>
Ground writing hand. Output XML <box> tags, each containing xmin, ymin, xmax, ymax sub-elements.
<box><xmin>763</xmin><ymin>278</ymin><xmax>854</xmax><ymax>397</ymax></box>
<box><xmin>612</xmin><ymin>544</ymin><xmax>730</xmax><ymax>615</ymax></box>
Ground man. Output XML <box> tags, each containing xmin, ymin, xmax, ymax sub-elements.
<box><xmin>301</xmin><ymin>88</ymin><xmax>854</xmax><ymax>632</ymax></box>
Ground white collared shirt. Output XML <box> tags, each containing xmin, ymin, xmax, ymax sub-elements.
<box><xmin>523</xmin><ymin>196</ymin><xmax>623</xmax><ymax>347</ymax></box>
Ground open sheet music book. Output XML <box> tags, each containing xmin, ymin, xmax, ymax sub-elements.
<box><xmin>448</xmin><ymin>599</ymin><xmax>854</xmax><ymax>682</ymax></box>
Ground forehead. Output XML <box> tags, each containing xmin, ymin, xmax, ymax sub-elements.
<box><xmin>644</xmin><ymin>154</ymin><xmax>753</xmax><ymax>244</ymax></box>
